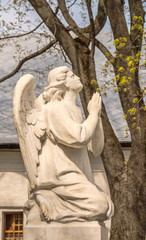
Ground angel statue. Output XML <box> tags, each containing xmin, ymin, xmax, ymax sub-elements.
<box><xmin>13</xmin><ymin>66</ymin><xmax>114</xmax><ymax>224</ymax></box>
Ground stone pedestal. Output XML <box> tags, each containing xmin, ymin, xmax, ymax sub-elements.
<box><xmin>24</xmin><ymin>221</ymin><xmax>108</xmax><ymax>240</ymax></box>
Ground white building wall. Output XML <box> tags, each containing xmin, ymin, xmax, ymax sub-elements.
<box><xmin>0</xmin><ymin>150</ymin><xmax>28</xmax><ymax>239</ymax></box>
<box><xmin>0</xmin><ymin>148</ymin><xmax>131</xmax><ymax>240</ymax></box>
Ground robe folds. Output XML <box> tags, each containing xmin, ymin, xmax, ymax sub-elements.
<box><xmin>34</xmin><ymin>100</ymin><xmax>114</xmax><ymax>222</ymax></box>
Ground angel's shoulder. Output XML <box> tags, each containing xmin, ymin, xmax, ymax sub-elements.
<box><xmin>45</xmin><ymin>100</ymin><xmax>66</xmax><ymax>114</ymax></box>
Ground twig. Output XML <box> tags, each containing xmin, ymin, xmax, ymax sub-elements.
<box><xmin>68</xmin><ymin>0</ymin><xmax>77</xmax><ymax>9</ymax></box>
<box><xmin>95</xmin><ymin>38</ymin><xmax>115</xmax><ymax>64</ymax></box>
<box><xmin>85</xmin><ymin>0</ymin><xmax>95</xmax><ymax>59</ymax></box>
<box><xmin>0</xmin><ymin>22</ymin><xmax>43</xmax><ymax>40</ymax></box>
<box><xmin>0</xmin><ymin>39</ymin><xmax>57</xmax><ymax>83</ymax></box>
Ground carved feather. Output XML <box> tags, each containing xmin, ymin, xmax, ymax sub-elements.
<box><xmin>13</xmin><ymin>74</ymin><xmax>46</xmax><ymax>188</ymax></box>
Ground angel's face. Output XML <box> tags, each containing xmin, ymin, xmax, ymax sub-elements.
<box><xmin>65</xmin><ymin>71</ymin><xmax>83</xmax><ymax>93</ymax></box>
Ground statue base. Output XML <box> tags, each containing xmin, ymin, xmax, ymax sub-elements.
<box><xmin>24</xmin><ymin>221</ymin><xmax>108</xmax><ymax>240</ymax></box>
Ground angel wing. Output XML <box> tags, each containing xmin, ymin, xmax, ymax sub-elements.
<box><xmin>13</xmin><ymin>74</ymin><xmax>46</xmax><ymax>189</ymax></box>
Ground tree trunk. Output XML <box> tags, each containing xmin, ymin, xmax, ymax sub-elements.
<box><xmin>110</xmin><ymin>176</ymin><xmax>145</xmax><ymax>240</ymax></box>
<box><xmin>106</xmin><ymin>124</ymin><xmax>146</xmax><ymax>239</ymax></box>
<box><xmin>74</xmin><ymin>44</ymin><xmax>141</xmax><ymax>239</ymax></box>
<box><xmin>73</xmin><ymin>39</ymin><xmax>97</xmax><ymax>116</ymax></box>
<box><xmin>76</xmin><ymin>44</ymin><xmax>146</xmax><ymax>240</ymax></box>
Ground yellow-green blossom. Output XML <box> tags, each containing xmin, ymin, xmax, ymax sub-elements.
<box><xmin>123</xmin><ymin>114</ymin><xmax>127</xmax><ymax>119</ymax></box>
<box><xmin>113</xmin><ymin>39</ymin><xmax>119</xmax><ymax>45</ymax></box>
<box><xmin>142</xmin><ymin>60</ymin><xmax>146</xmax><ymax>66</ymax></box>
<box><xmin>132</xmin><ymin>98</ymin><xmax>139</xmax><ymax>103</ymax></box>
<box><xmin>127</xmin><ymin>61</ymin><xmax>134</xmax><ymax>67</ymax></box>
<box><xmin>118</xmin><ymin>67</ymin><xmax>125</xmax><ymax>72</ymax></box>
<box><xmin>131</xmin><ymin>24</ymin><xmax>143</xmax><ymax>31</ymax></box>
<box><xmin>127</xmin><ymin>108</ymin><xmax>137</xmax><ymax>115</ymax></box>
<box><xmin>133</xmin><ymin>16</ymin><xmax>143</xmax><ymax>23</ymax></box>
<box><xmin>119</xmin><ymin>37</ymin><xmax>127</xmax><ymax>42</ymax></box>
<box><xmin>123</xmin><ymin>88</ymin><xmax>127</xmax><ymax>92</ymax></box>
<box><xmin>117</xmin><ymin>43</ymin><xmax>126</xmax><ymax>49</ymax></box>
<box><xmin>104</xmin><ymin>61</ymin><xmax>110</xmax><ymax>67</ymax></box>
<box><xmin>136</xmin><ymin>51</ymin><xmax>141</xmax><ymax>57</ymax></box>
<box><xmin>128</xmin><ymin>77</ymin><xmax>132</xmax><ymax>81</ymax></box>
<box><xmin>126</xmin><ymin>56</ymin><xmax>133</xmax><ymax>61</ymax></box>
<box><xmin>133</xmin><ymin>16</ymin><xmax>139</xmax><ymax>21</ymax></box>
<box><xmin>115</xmin><ymin>74</ymin><xmax>120</xmax><ymax>81</ymax></box>
<box><xmin>91</xmin><ymin>80</ymin><xmax>97</xmax><ymax>85</ymax></box>
<box><xmin>129</xmin><ymin>67</ymin><xmax>136</xmax><ymax>73</ymax></box>
<box><xmin>114</xmin><ymin>87</ymin><xmax>121</xmax><ymax>92</ymax></box>
<box><xmin>96</xmin><ymin>88</ymin><xmax>100</xmax><ymax>92</ymax></box>
<box><xmin>109</xmin><ymin>58</ymin><xmax>115</xmax><ymax>64</ymax></box>
<box><xmin>119</xmin><ymin>76</ymin><xmax>128</xmax><ymax>85</ymax></box>
<box><xmin>105</xmin><ymin>52</ymin><xmax>110</xmax><ymax>57</ymax></box>
<box><xmin>134</xmin><ymin>59</ymin><xmax>139</xmax><ymax>64</ymax></box>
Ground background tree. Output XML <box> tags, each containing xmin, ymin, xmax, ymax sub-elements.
<box><xmin>0</xmin><ymin>0</ymin><xmax>146</xmax><ymax>239</ymax></box>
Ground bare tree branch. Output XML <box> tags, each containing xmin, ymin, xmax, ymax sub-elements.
<box><xmin>58</xmin><ymin>0</ymin><xmax>107</xmax><ymax>39</ymax></box>
<box><xmin>128</xmin><ymin>0</ymin><xmax>144</xmax><ymax>51</ymax></box>
<box><xmin>0</xmin><ymin>39</ymin><xmax>57</xmax><ymax>83</ymax></box>
<box><xmin>0</xmin><ymin>22</ymin><xmax>43</xmax><ymax>40</ymax></box>
<box><xmin>55</xmin><ymin>5</ymin><xmax>59</xmax><ymax>15</ymax></box>
<box><xmin>103</xmin><ymin>0</ymin><xmax>130</xmax><ymax>40</ymax></box>
<box><xmin>28</xmin><ymin>0</ymin><xmax>78</xmax><ymax>70</ymax></box>
<box><xmin>93</xmin><ymin>0</ymin><xmax>107</xmax><ymax>36</ymax></box>
<box><xmin>59</xmin><ymin>46</ymin><xmax>71</xmax><ymax>65</ymax></box>
<box><xmin>68</xmin><ymin>0</ymin><xmax>77</xmax><ymax>8</ymax></box>
<box><xmin>95</xmin><ymin>38</ymin><xmax>115</xmax><ymax>64</ymax></box>
<box><xmin>57</xmin><ymin>0</ymin><xmax>81</xmax><ymax>37</ymax></box>
<box><xmin>85</xmin><ymin>0</ymin><xmax>95</xmax><ymax>59</ymax></box>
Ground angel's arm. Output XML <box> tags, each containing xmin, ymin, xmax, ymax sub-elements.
<box><xmin>45</xmin><ymin>103</ymin><xmax>99</xmax><ymax>148</ymax></box>
<box><xmin>87</xmin><ymin>117</ymin><xmax>104</xmax><ymax>157</ymax></box>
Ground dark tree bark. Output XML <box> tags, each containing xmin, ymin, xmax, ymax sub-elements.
<box><xmin>103</xmin><ymin>1</ymin><xmax>146</xmax><ymax>239</ymax></box>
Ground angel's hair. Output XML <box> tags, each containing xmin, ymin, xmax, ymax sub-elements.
<box><xmin>42</xmin><ymin>66</ymin><xmax>69</xmax><ymax>102</ymax></box>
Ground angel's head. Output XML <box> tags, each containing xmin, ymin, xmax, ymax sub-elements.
<box><xmin>42</xmin><ymin>66</ymin><xmax>83</xmax><ymax>102</ymax></box>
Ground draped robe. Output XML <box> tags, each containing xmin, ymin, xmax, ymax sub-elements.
<box><xmin>34</xmin><ymin>100</ymin><xmax>113</xmax><ymax>222</ymax></box>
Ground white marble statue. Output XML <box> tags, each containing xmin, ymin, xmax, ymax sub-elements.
<box><xmin>13</xmin><ymin>66</ymin><xmax>114</xmax><ymax>224</ymax></box>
